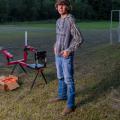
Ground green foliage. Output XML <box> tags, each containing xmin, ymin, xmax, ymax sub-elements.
<box><xmin>0</xmin><ymin>0</ymin><xmax>119</xmax><ymax>22</ymax></box>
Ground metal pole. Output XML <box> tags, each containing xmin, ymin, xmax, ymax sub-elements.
<box><xmin>118</xmin><ymin>10</ymin><xmax>120</xmax><ymax>42</ymax></box>
<box><xmin>25</xmin><ymin>31</ymin><xmax>28</xmax><ymax>46</ymax></box>
<box><xmin>110</xmin><ymin>10</ymin><xmax>113</xmax><ymax>44</ymax></box>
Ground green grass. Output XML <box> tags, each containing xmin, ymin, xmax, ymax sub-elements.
<box><xmin>0</xmin><ymin>44</ymin><xmax>120</xmax><ymax>120</ymax></box>
<box><xmin>77</xmin><ymin>21</ymin><xmax>118</xmax><ymax>29</ymax></box>
<box><xmin>0</xmin><ymin>21</ymin><xmax>118</xmax><ymax>29</ymax></box>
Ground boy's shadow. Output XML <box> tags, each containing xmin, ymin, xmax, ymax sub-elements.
<box><xmin>76</xmin><ymin>64</ymin><xmax>120</xmax><ymax>108</ymax></box>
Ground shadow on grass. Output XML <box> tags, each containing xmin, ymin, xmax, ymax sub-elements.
<box><xmin>18</xmin><ymin>69</ymin><xmax>56</xmax><ymax>87</ymax></box>
<box><xmin>76</xmin><ymin>63</ymin><xmax>120</xmax><ymax>108</ymax></box>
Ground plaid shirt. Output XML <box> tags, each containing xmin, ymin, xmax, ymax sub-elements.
<box><xmin>54</xmin><ymin>14</ymin><xmax>83</xmax><ymax>55</ymax></box>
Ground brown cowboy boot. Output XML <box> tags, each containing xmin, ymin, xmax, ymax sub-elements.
<box><xmin>61</xmin><ymin>106</ymin><xmax>75</xmax><ymax>116</ymax></box>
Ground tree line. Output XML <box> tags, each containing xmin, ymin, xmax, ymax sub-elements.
<box><xmin>0</xmin><ymin>0</ymin><xmax>119</xmax><ymax>22</ymax></box>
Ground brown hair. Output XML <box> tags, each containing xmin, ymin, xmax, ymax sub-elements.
<box><xmin>55</xmin><ymin>0</ymin><xmax>72</xmax><ymax>12</ymax></box>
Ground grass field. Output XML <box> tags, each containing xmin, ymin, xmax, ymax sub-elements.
<box><xmin>0</xmin><ymin>21</ymin><xmax>118</xmax><ymax>29</ymax></box>
<box><xmin>0</xmin><ymin>21</ymin><xmax>120</xmax><ymax>120</ymax></box>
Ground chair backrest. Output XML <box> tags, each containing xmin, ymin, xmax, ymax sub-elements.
<box><xmin>34</xmin><ymin>51</ymin><xmax>47</xmax><ymax>67</ymax></box>
<box><xmin>24</xmin><ymin>45</ymin><xmax>37</xmax><ymax>62</ymax></box>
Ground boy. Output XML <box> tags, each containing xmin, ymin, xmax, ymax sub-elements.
<box><xmin>49</xmin><ymin>0</ymin><xmax>83</xmax><ymax>116</ymax></box>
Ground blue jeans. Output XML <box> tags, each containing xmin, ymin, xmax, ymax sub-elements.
<box><xmin>55</xmin><ymin>55</ymin><xmax>75</xmax><ymax>108</ymax></box>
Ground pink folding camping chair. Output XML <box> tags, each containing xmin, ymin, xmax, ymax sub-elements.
<box><xmin>0</xmin><ymin>45</ymin><xmax>37</xmax><ymax>74</ymax></box>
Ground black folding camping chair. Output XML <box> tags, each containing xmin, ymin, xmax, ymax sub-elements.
<box><xmin>20</xmin><ymin>51</ymin><xmax>47</xmax><ymax>90</ymax></box>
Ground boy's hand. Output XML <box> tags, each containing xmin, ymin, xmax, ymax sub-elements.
<box><xmin>60</xmin><ymin>50</ymin><xmax>70</xmax><ymax>58</ymax></box>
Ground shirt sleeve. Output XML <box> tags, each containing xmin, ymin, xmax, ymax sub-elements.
<box><xmin>54</xmin><ymin>20</ymin><xmax>58</xmax><ymax>49</ymax></box>
<box><xmin>66</xmin><ymin>19</ymin><xmax>84</xmax><ymax>52</ymax></box>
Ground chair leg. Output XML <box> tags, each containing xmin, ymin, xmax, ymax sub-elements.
<box><xmin>30</xmin><ymin>70</ymin><xmax>39</xmax><ymax>90</ymax></box>
<box><xmin>11</xmin><ymin>64</ymin><xmax>17</xmax><ymax>74</ymax></box>
<box><xmin>19</xmin><ymin>64</ymin><xmax>27</xmax><ymax>74</ymax></box>
<box><xmin>41</xmin><ymin>70</ymin><xmax>47</xmax><ymax>84</ymax></box>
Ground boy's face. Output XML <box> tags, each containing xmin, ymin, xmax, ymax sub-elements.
<box><xmin>57</xmin><ymin>4</ymin><xmax>68</xmax><ymax>15</ymax></box>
